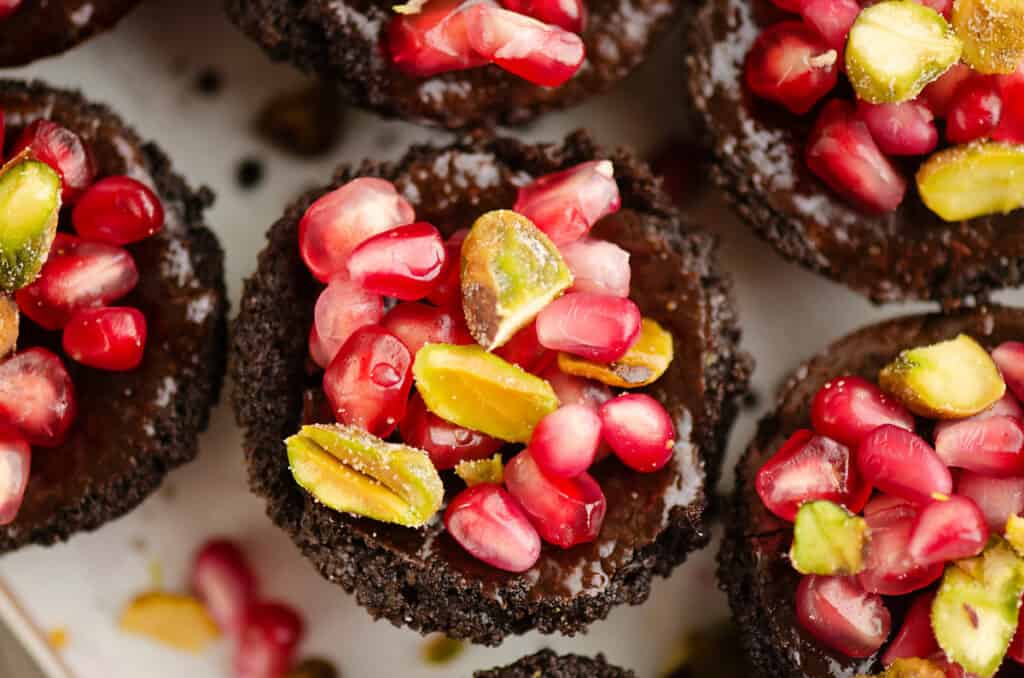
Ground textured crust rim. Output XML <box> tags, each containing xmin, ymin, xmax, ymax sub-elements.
<box><xmin>473</xmin><ymin>649</ymin><xmax>636</xmax><ymax>677</ymax></box>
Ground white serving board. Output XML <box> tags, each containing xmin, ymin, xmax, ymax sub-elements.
<box><xmin>0</xmin><ymin>1</ymin><xmax>1018</xmax><ymax>676</ymax></box>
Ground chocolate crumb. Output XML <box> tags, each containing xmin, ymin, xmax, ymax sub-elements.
<box><xmin>194</xmin><ymin>68</ymin><xmax>223</xmax><ymax>96</ymax></box>
<box><xmin>236</xmin><ymin>158</ymin><xmax>265</xmax><ymax>190</ymax></box>
<box><xmin>254</xmin><ymin>84</ymin><xmax>344</xmax><ymax>157</ymax></box>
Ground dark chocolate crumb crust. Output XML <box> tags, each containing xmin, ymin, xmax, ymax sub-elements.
<box><xmin>0</xmin><ymin>0</ymin><xmax>141</xmax><ymax>67</ymax></box>
<box><xmin>224</xmin><ymin>0</ymin><xmax>682</xmax><ymax>129</ymax></box>
<box><xmin>0</xmin><ymin>80</ymin><xmax>228</xmax><ymax>553</ymax></box>
<box><xmin>720</xmin><ymin>306</ymin><xmax>1024</xmax><ymax>678</ymax></box>
<box><xmin>684</xmin><ymin>0</ymin><xmax>1024</xmax><ymax>306</ymax></box>
<box><xmin>231</xmin><ymin>130</ymin><xmax>752</xmax><ymax>645</ymax></box>
<box><xmin>473</xmin><ymin>649</ymin><xmax>635</xmax><ymax>677</ymax></box>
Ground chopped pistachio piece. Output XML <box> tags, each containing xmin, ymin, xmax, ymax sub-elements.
<box><xmin>286</xmin><ymin>424</ymin><xmax>444</xmax><ymax>527</ymax></box>
<box><xmin>1007</xmin><ymin>515</ymin><xmax>1024</xmax><ymax>556</ymax></box>
<box><xmin>119</xmin><ymin>592</ymin><xmax>220</xmax><ymax>653</ymax></box>
<box><xmin>846</xmin><ymin>1</ymin><xmax>963</xmax><ymax>103</ymax></box>
<box><xmin>414</xmin><ymin>343</ymin><xmax>559</xmax><ymax>442</ymax></box>
<box><xmin>421</xmin><ymin>635</ymin><xmax>466</xmax><ymax>665</ymax></box>
<box><xmin>917</xmin><ymin>142</ymin><xmax>1024</xmax><ymax>222</ymax></box>
<box><xmin>455</xmin><ymin>453</ymin><xmax>504</xmax><ymax>486</ymax></box>
<box><xmin>461</xmin><ymin>209</ymin><xmax>572</xmax><ymax>351</ymax></box>
<box><xmin>0</xmin><ymin>158</ymin><xmax>61</xmax><ymax>292</ymax></box>
<box><xmin>558</xmin><ymin>317</ymin><xmax>674</xmax><ymax>388</ymax></box>
<box><xmin>287</xmin><ymin>658</ymin><xmax>339</xmax><ymax>678</ymax></box>
<box><xmin>790</xmin><ymin>500</ymin><xmax>868</xmax><ymax>575</ymax></box>
<box><xmin>880</xmin><ymin>334</ymin><xmax>1005</xmax><ymax>419</ymax></box>
<box><xmin>0</xmin><ymin>296</ymin><xmax>16</xmax><ymax>359</ymax></box>
<box><xmin>859</xmin><ymin>658</ymin><xmax>948</xmax><ymax>678</ymax></box>
<box><xmin>953</xmin><ymin>0</ymin><xmax>1024</xmax><ymax>74</ymax></box>
<box><xmin>932</xmin><ymin>538</ymin><xmax>1024</xmax><ymax>677</ymax></box>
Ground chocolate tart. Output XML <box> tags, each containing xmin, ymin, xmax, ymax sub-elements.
<box><xmin>684</xmin><ymin>0</ymin><xmax>1024</xmax><ymax>306</ymax></box>
<box><xmin>473</xmin><ymin>649</ymin><xmax>635</xmax><ymax>677</ymax></box>
<box><xmin>0</xmin><ymin>1</ymin><xmax>141</xmax><ymax>67</ymax></box>
<box><xmin>0</xmin><ymin>80</ymin><xmax>228</xmax><ymax>553</ymax></box>
<box><xmin>720</xmin><ymin>305</ymin><xmax>1024</xmax><ymax>677</ymax></box>
<box><xmin>224</xmin><ymin>0</ymin><xmax>682</xmax><ymax>129</ymax></box>
<box><xmin>231</xmin><ymin>130</ymin><xmax>751</xmax><ymax>645</ymax></box>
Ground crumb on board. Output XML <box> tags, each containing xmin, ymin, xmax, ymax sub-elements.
<box><xmin>47</xmin><ymin>627</ymin><xmax>68</xmax><ymax>651</ymax></box>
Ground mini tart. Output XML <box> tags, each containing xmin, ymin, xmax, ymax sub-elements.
<box><xmin>231</xmin><ymin>131</ymin><xmax>751</xmax><ymax>644</ymax></box>
<box><xmin>0</xmin><ymin>0</ymin><xmax>141</xmax><ymax>66</ymax></box>
<box><xmin>473</xmin><ymin>649</ymin><xmax>635</xmax><ymax>677</ymax></box>
<box><xmin>720</xmin><ymin>305</ymin><xmax>1024</xmax><ymax>677</ymax></box>
<box><xmin>224</xmin><ymin>0</ymin><xmax>681</xmax><ymax>129</ymax></box>
<box><xmin>685</xmin><ymin>0</ymin><xmax>1024</xmax><ymax>305</ymax></box>
<box><xmin>0</xmin><ymin>80</ymin><xmax>228</xmax><ymax>552</ymax></box>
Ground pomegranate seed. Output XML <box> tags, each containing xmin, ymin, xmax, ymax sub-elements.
<box><xmin>770</xmin><ymin>0</ymin><xmax>801</xmax><ymax>11</ymax></box>
<box><xmin>559</xmin><ymin>237</ymin><xmax>631</xmax><ymax>298</ymax></box>
<box><xmin>0</xmin><ymin>348</ymin><xmax>75</xmax><ymax>448</ymax></box>
<box><xmin>745</xmin><ymin>22</ymin><xmax>839</xmax><ymax>115</ymax></box>
<box><xmin>0</xmin><ymin>427</ymin><xmax>30</xmax><ymax>526</ymax></box>
<box><xmin>796</xmin><ymin>575</ymin><xmax>892</xmax><ymax>659</ymax></box>
<box><xmin>425</xmin><ymin>230</ymin><xmax>468</xmax><ymax>308</ymax></box>
<box><xmin>399</xmin><ymin>393</ymin><xmax>501</xmax><ymax>470</ymax></box>
<box><xmin>465</xmin><ymin>4</ymin><xmax>585</xmax><ymax>87</ymax></box>
<box><xmin>299</xmin><ymin>178</ymin><xmax>415</xmax><ymax>282</ymax></box>
<box><xmin>811</xmin><ymin>375</ymin><xmax>915</xmax><ymax>447</ymax></box>
<box><xmin>915</xmin><ymin>0</ymin><xmax>951</xmax><ymax>17</ymax></box>
<box><xmin>920</xmin><ymin>64</ymin><xmax>974</xmax><ymax>117</ymax></box>
<box><xmin>863</xmin><ymin>492</ymin><xmax>914</xmax><ymax>518</ymax></box>
<box><xmin>1010</xmin><ymin>602</ymin><xmax>1024</xmax><ymax>665</ymax></box>
<box><xmin>857</xmin><ymin>425</ymin><xmax>952</xmax><ymax>504</ymax></box>
<box><xmin>934</xmin><ymin>415</ymin><xmax>1024</xmax><ymax>476</ymax></box>
<box><xmin>995</xmin><ymin>64</ymin><xmax>1024</xmax><ymax>144</ymax></box>
<box><xmin>71</xmin><ymin>176</ymin><xmax>164</xmax><ymax>245</ymax></box>
<box><xmin>191</xmin><ymin>539</ymin><xmax>258</xmax><ymax>636</ymax></box>
<box><xmin>857</xmin><ymin>100</ymin><xmax>939</xmax><ymax>156</ymax></box>
<box><xmin>346</xmin><ymin>222</ymin><xmax>446</xmax><ymax>300</ymax></box>
<box><xmin>309</xmin><ymin>277</ymin><xmax>383</xmax><ymax>369</ymax></box>
<box><xmin>945</xmin><ymin>76</ymin><xmax>1003</xmax><ymax>144</ymax></box>
<box><xmin>535</xmin><ymin>292</ymin><xmax>641</xmax><ymax>363</ymax></box>
<box><xmin>957</xmin><ymin>471</ymin><xmax>1024</xmax><ymax>532</ymax></box>
<box><xmin>907</xmin><ymin>495</ymin><xmax>988</xmax><ymax>566</ymax></box>
<box><xmin>388</xmin><ymin>0</ymin><xmax>489</xmax><ymax>78</ymax></box>
<box><xmin>513</xmin><ymin>160</ymin><xmax>620</xmax><ymax>246</ymax></box>
<box><xmin>993</xmin><ymin>342</ymin><xmax>1024</xmax><ymax>403</ymax></box>
<box><xmin>859</xmin><ymin>497</ymin><xmax>944</xmax><ymax>595</ymax></box>
<box><xmin>0</xmin><ymin>0</ymin><xmax>22</xmax><ymax>20</ymax></box>
<box><xmin>530</xmin><ymin>404</ymin><xmax>602</xmax><ymax>478</ymax></box>
<box><xmin>381</xmin><ymin>302</ymin><xmax>472</xmax><ymax>357</ymax></box>
<box><xmin>12</xmin><ymin>120</ymin><xmax>95</xmax><ymax>203</ymax></box>
<box><xmin>756</xmin><ymin>430</ymin><xmax>871</xmax><ymax>521</ymax></box>
<box><xmin>541</xmin><ymin>365</ymin><xmax>612</xmax><ymax>410</ymax></box>
<box><xmin>800</xmin><ymin>0</ymin><xmax>860</xmax><ymax>50</ymax></box>
<box><xmin>504</xmin><ymin>449</ymin><xmax>606</xmax><ymax>548</ymax></box>
<box><xmin>499</xmin><ymin>0</ymin><xmax>585</xmax><ymax>32</ymax></box>
<box><xmin>934</xmin><ymin>391</ymin><xmax>1024</xmax><ymax>435</ymax></box>
<box><xmin>494</xmin><ymin>322</ymin><xmax>555</xmax><ymax>373</ymax></box>
<box><xmin>445</xmin><ymin>484</ymin><xmax>541</xmax><ymax>572</ymax></box>
<box><xmin>16</xmin><ymin>234</ymin><xmax>138</xmax><ymax>331</ymax></box>
<box><xmin>323</xmin><ymin>325</ymin><xmax>412</xmax><ymax>437</ymax></box>
<box><xmin>62</xmin><ymin>307</ymin><xmax>147</xmax><ymax>371</ymax></box>
<box><xmin>599</xmin><ymin>394</ymin><xmax>675</xmax><ymax>473</ymax></box>
<box><xmin>806</xmin><ymin>99</ymin><xmax>908</xmax><ymax>213</ymax></box>
<box><xmin>234</xmin><ymin>601</ymin><xmax>304</xmax><ymax>678</ymax></box>
<box><xmin>881</xmin><ymin>591</ymin><xmax>939</xmax><ymax>667</ymax></box>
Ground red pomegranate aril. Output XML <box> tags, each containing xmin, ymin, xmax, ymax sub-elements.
<box><xmin>425</xmin><ymin>231</ymin><xmax>468</xmax><ymax>308</ymax></box>
<box><xmin>444</xmin><ymin>484</ymin><xmax>542</xmax><ymax>572</ymax></box>
<box><xmin>541</xmin><ymin>365</ymin><xmax>612</xmax><ymax>411</ymax></box>
<box><xmin>756</xmin><ymin>430</ymin><xmax>871</xmax><ymax>522</ymax></box>
<box><xmin>857</xmin><ymin>100</ymin><xmax>939</xmax><ymax>156</ymax></box>
<box><xmin>1010</xmin><ymin>602</ymin><xmax>1024</xmax><ymax>665</ymax></box>
<box><xmin>806</xmin><ymin>100</ymin><xmax>908</xmax><ymax>214</ymax></box>
<box><xmin>995</xmin><ymin>64</ymin><xmax>1024</xmax><ymax>144</ymax></box>
<box><xmin>859</xmin><ymin>498</ymin><xmax>944</xmax><ymax>596</ymax></box>
<box><xmin>323</xmin><ymin>325</ymin><xmax>412</xmax><ymax>437</ymax></box>
<box><xmin>907</xmin><ymin>495</ymin><xmax>988</xmax><ymax>566</ymax></box>
<box><xmin>800</xmin><ymin>0</ymin><xmax>861</xmax><ymax>50</ymax></box>
<box><xmin>299</xmin><ymin>177</ymin><xmax>415</xmax><ymax>282</ymax></box>
<box><xmin>770</xmin><ymin>0</ymin><xmax>802</xmax><ymax>11</ymax></box>
<box><xmin>745</xmin><ymin>22</ymin><xmax>839</xmax><ymax>115</ymax></box>
<box><xmin>957</xmin><ymin>471</ymin><xmax>1024</xmax><ymax>532</ymax></box>
<box><xmin>0</xmin><ymin>348</ymin><xmax>75</xmax><ymax>448</ymax></box>
<box><xmin>535</xmin><ymin>292</ymin><xmax>641</xmax><ymax>363</ymax></box>
<box><xmin>399</xmin><ymin>393</ymin><xmax>501</xmax><ymax>470</ymax></box>
<box><xmin>500</xmin><ymin>0</ymin><xmax>586</xmax><ymax>33</ymax></box>
<box><xmin>16</xmin><ymin>234</ymin><xmax>139</xmax><ymax>331</ymax></box>
<box><xmin>934</xmin><ymin>415</ymin><xmax>1024</xmax><ymax>476</ymax></box>
<box><xmin>915</xmin><ymin>0</ymin><xmax>952</xmax><ymax>17</ymax></box>
<box><xmin>796</xmin><ymin>575</ymin><xmax>892</xmax><ymax>659</ymax></box>
<box><xmin>191</xmin><ymin>539</ymin><xmax>258</xmax><ymax>636</ymax></box>
<box><xmin>72</xmin><ymin>176</ymin><xmax>165</xmax><ymax>245</ymax></box>
<box><xmin>504</xmin><ymin>449</ymin><xmax>606</xmax><ymax>548</ymax></box>
<box><xmin>857</xmin><ymin>425</ymin><xmax>952</xmax><ymax>504</ymax></box>
<box><xmin>993</xmin><ymin>341</ymin><xmax>1024</xmax><ymax>403</ymax></box>
<box><xmin>12</xmin><ymin>120</ymin><xmax>95</xmax><ymax>203</ymax></box>
<box><xmin>513</xmin><ymin>160</ymin><xmax>620</xmax><ymax>246</ymax></box>
<box><xmin>234</xmin><ymin>601</ymin><xmax>304</xmax><ymax>678</ymax></box>
<box><xmin>530</xmin><ymin>404</ymin><xmax>602</xmax><ymax>478</ymax></box>
<box><xmin>494</xmin><ymin>322</ymin><xmax>554</xmax><ymax>374</ymax></box>
<box><xmin>811</xmin><ymin>375</ymin><xmax>915</xmax><ymax>447</ymax></box>
<box><xmin>381</xmin><ymin>302</ymin><xmax>472</xmax><ymax>357</ymax></box>
<box><xmin>346</xmin><ymin>222</ymin><xmax>446</xmax><ymax>301</ymax></box>
<box><xmin>0</xmin><ymin>428</ymin><xmax>30</xmax><ymax>526</ymax></box>
<box><xmin>599</xmin><ymin>394</ymin><xmax>675</xmax><ymax>472</ymax></box>
<box><xmin>921</xmin><ymin>64</ymin><xmax>974</xmax><ymax>117</ymax></box>
<box><xmin>881</xmin><ymin>591</ymin><xmax>939</xmax><ymax>667</ymax></box>
<box><xmin>309</xmin><ymin>277</ymin><xmax>383</xmax><ymax>369</ymax></box>
<box><xmin>388</xmin><ymin>0</ymin><xmax>488</xmax><ymax>78</ymax></box>
<box><xmin>0</xmin><ymin>0</ymin><xmax>22</xmax><ymax>20</ymax></box>
<box><xmin>559</xmin><ymin>237</ymin><xmax>631</xmax><ymax>298</ymax></box>
<box><xmin>62</xmin><ymin>307</ymin><xmax>147</xmax><ymax>371</ymax></box>
<box><xmin>945</xmin><ymin>76</ymin><xmax>1003</xmax><ymax>144</ymax></box>
<box><xmin>465</xmin><ymin>4</ymin><xmax>585</xmax><ymax>87</ymax></box>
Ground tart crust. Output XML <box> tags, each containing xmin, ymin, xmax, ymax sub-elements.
<box><xmin>473</xmin><ymin>649</ymin><xmax>635</xmax><ymax>677</ymax></box>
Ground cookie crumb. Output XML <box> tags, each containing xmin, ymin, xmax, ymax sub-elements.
<box><xmin>47</xmin><ymin>627</ymin><xmax>68</xmax><ymax>651</ymax></box>
<box><xmin>236</xmin><ymin>158</ymin><xmax>265</xmax><ymax>191</ymax></box>
<box><xmin>194</xmin><ymin>68</ymin><xmax>223</xmax><ymax>97</ymax></box>
<box><xmin>254</xmin><ymin>84</ymin><xmax>345</xmax><ymax>157</ymax></box>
